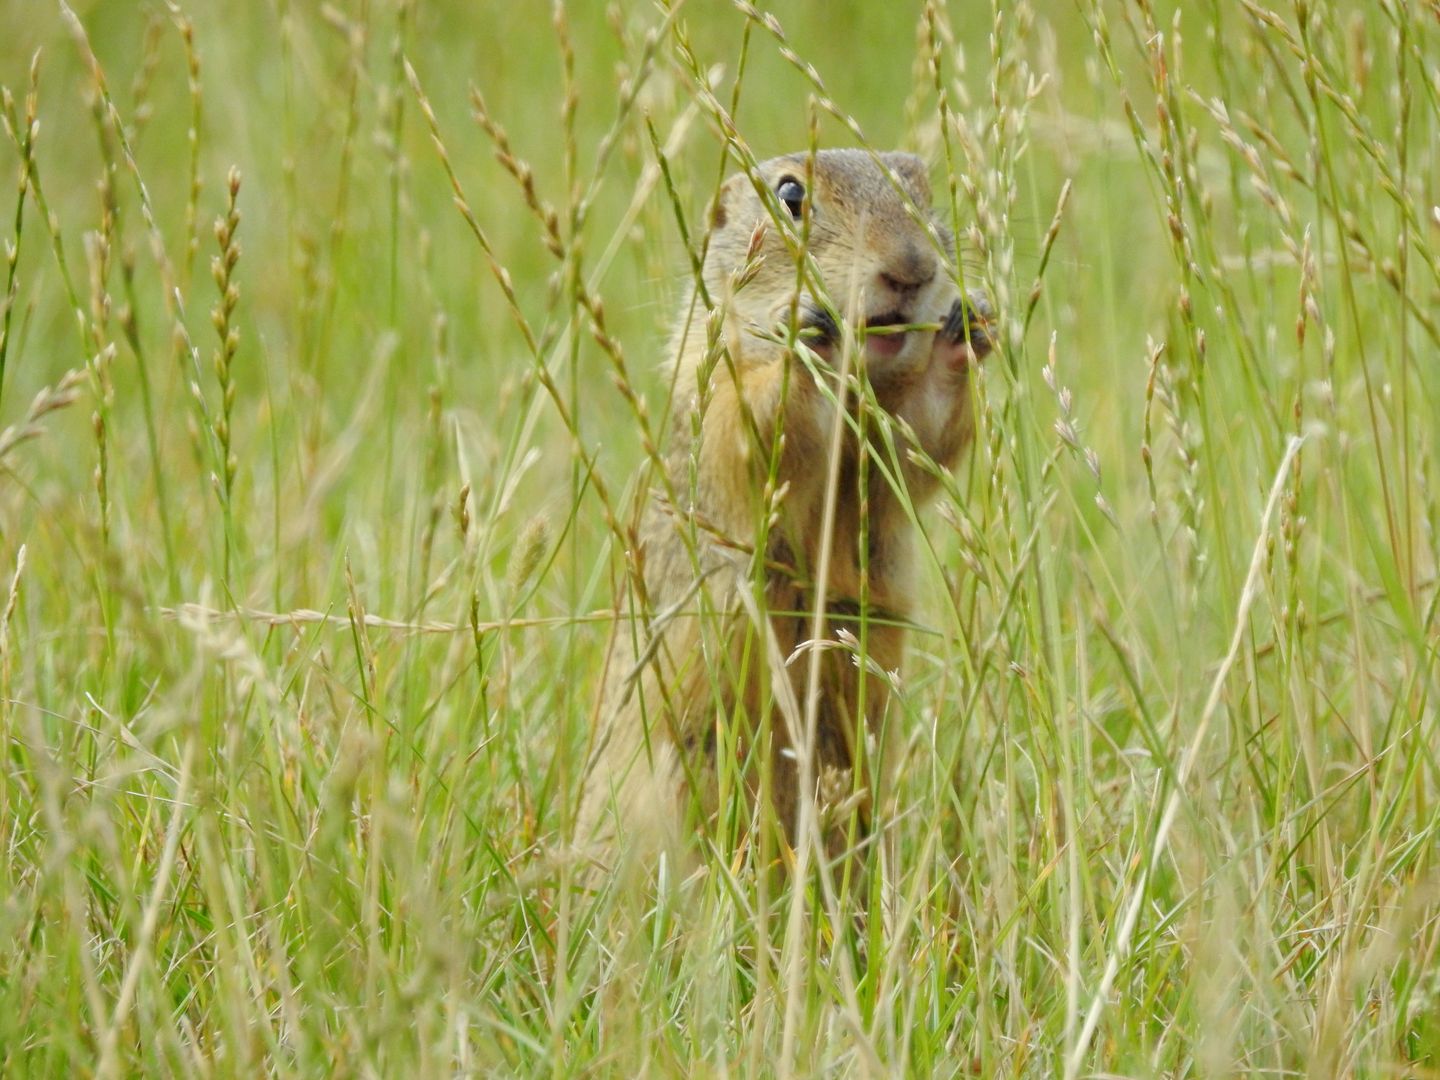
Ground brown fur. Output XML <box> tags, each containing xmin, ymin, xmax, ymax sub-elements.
<box><xmin>577</xmin><ymin>149</ymin><xmax>988</xmax><ymax>868</ymax></box>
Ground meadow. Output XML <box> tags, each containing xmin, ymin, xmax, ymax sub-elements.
<box><xmin>1</xmin><ymin>0</ymin><xmax>1437</xmax><ymax>1075</ymax></box>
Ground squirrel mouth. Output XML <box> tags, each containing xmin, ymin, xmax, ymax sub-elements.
<box><xmin>862</xmin><ymin>310</ymin><xmax>910</xmax><ymax>359</ymax></box>
<box><xmin>796</xmin><ymin>306</ymin><xmax>914</xmax><ymax>359</ymax></box>
<box><xmin>863</xmin><ymin>310</ymin><xmax>908</xmax><ymax>329</ymax></box>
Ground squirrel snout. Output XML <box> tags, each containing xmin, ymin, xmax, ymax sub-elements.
<box><xmin>877</xmin><ymin>242</ymin><xmax>936</xmax><ymax>295</ymax></box>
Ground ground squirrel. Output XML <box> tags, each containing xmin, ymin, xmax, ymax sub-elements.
<box><xmin>578</xmin><ymin>148</ymin><xmax>991</xmax><ymax>867</ymax></box>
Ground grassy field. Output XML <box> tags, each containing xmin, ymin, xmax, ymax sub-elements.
<box><xmin>2</xmin><ymin>0</ymin><xmax>1438</xmax><ymax>1075</ymax></box>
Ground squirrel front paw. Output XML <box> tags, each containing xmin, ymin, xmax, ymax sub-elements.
<box><xmin>937</xmin><ymin>291</ymin><xmax>994</xmax><ymax>366</ymax></box>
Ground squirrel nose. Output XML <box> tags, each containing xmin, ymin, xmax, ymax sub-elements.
<box><xmin>879</xmin><ymin>243</ymin><xmax>936</xmax><ymax>294</ymax></box>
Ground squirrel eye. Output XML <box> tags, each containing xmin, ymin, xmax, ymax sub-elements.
<box><xmin>775</xmin><ymin>177</ymin><xmax>805</xmax><ymax>219</ymax></box>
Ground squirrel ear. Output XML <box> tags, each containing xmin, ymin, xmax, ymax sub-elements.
<box><xmin>880</xmin><ymin>152</ymin><xmax>931</xmax><ymax>202</ymax></box>
<box><xmin>709</xmin><ymin>175</ymin><xmax>742</xmax><ymax>230</ymax></box>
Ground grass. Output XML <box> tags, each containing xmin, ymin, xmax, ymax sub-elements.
<box><xmin>1</xmin><ymin>0</ymin><xmax>1438</xmax><ymax>1074</ymax></box>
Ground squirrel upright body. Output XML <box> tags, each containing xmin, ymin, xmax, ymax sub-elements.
<box><xmin>578</xmin><ymin>149</ymin><xmax>989</xmax><ymax>864</ymax></box>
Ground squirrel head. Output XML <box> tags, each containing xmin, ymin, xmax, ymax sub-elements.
<box><xmin>702</xmin><ymin>149</ymin><xmax>961</xmax><ymax>371</ymax></box>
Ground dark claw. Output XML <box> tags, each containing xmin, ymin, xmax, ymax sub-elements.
<box><xmin>798</xmin><ymin>303</ymin><xmax>839</xmax><ymax>348</ymax></box>
<box><xmin>941</xmin><ymin>292</ymin><xmax>994</xmax><ymax>359</ymax></box>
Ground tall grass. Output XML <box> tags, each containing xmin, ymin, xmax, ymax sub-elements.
<box><xmin>1</xmin><ymin>0</ymin><xmax>1437</xmax><ymax>1075</ymax></box>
